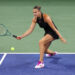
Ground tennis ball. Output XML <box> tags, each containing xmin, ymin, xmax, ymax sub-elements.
<box><xmin>11</xmin><ymin>47</ymin><xmax>15</xmax><ymax>51</ymax></box>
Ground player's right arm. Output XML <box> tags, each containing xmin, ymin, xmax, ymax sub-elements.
<box><xmin>16</xmin><ymin>17</ymin><xmax>36</xmax><ymax>40</ymax></box>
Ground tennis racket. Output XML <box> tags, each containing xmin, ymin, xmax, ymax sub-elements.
<box><xmin>0</xmin><ymin>24</ymin><xmax>17</xmax><ymax>38</ymax></box>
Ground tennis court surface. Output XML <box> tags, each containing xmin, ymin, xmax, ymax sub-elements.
<box><xmin>0</xmin><ymin>53</ymin><xmax>75</xmax><ymax>75</ymax></box>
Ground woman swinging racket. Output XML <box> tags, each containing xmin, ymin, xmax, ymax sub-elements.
<box><xmin>16</xmin><ymin>6</ymin><xmax>66</xmax><ymax>68</ymax></box>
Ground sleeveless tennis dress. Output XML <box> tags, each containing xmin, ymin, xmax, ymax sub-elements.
<box><xmin>36</xmin><ymin>13</ymin><xmax>59</xmax><ymax>39</ymax></box>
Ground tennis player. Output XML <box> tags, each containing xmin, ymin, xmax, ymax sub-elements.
<box><xmin>16</xmin><ymin>6</ymin><xmax>66</xmax><ymax>68</ymax></box>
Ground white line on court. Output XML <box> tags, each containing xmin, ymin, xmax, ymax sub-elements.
<box><xmin>0</xmin><ymin>52</ymin><xmax>75</xmax><ymax>54</ymax></box>
<box><xmin>0</xmin><ymin>53</ymin><xmax>7</xmax><ymax>65</ymax></box>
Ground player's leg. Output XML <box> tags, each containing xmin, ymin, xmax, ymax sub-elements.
<box><xmin>44</xmin><ymin>42</ymin><xmax>56</xmax><ymax>57</ymax></box>
<box><xmin>44</xmin><ymin>42</ymin><xmax>54</xmax><ymax>54</ymax></box>
<box><xmin>35</xmin><ymin>34</ymin><xmax>54</xmax><ymax>68</ymax></box>
<box><xmin>39</xmin><ymin>34</ymin><xmax>54</xmax><ymax>62</ymax></box>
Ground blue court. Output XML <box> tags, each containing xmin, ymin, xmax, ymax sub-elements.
<box><xmin>0</xmin><ymin>54</ymin><xmax>75</xmax><ymax>75</ymax></box>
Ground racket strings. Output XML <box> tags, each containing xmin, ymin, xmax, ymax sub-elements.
<box><xmin>0</xmin><ymin>25</ymin><xmax>7</xmax><ymax>35</ymax></box>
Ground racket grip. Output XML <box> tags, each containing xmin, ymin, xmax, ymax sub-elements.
<box><xmin>13</xmin><ymin>35</ymin><xmax>17</xmax><ymax>38</ymax></box>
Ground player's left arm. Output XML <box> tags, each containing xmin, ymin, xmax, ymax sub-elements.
<box><xmin>44</xmin><ymin>14</ymin><xmax>66</xmax><ymax>43</ymax></box>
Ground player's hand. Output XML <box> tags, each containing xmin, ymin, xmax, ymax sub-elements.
<box><xmin>16</xmin><ymin>36</ymin><xmax>22</xmax><ymax>40</ymax></box>
<box><xmin>60</xmin><ymin>37</ymin><xmax>67</xmax><ymax>43</ymax></box>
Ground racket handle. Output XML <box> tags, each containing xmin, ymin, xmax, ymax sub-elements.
<box><xmin>13</xmin><ymin>35</ymin><xmax>17</xmax><ymax>38</ymax></box>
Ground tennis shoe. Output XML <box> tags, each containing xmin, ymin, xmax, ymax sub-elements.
<box><xmin>35</xmin><ymin>61</ymin><xmax>44</xmax><ymax>69</ymax></box>
<box><xmin>46</xmin><ymin>52</ymin><xmax>57</xmax><ymax>57</ymax></box>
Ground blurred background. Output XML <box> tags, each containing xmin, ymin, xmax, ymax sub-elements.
<box><xmin>0</xmin><ymin>0</ymin><xmax>75</xmax><ymax>53</ymax></box>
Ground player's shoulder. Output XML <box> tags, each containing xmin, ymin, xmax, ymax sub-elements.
<box><xmin>43</xmin><ymin>13</ymin><xmax>51</xmax><ymax>21</ymax></box>
<box><xmin>43</xmin><ymin>13</ymin><xmax>49</xmax><ymax>18</ymax></box>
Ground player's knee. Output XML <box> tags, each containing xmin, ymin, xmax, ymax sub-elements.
<box><xmin>39</xmin><ymin>40</ymin><xmax>45</xmax><ymax>45</ymax></box>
